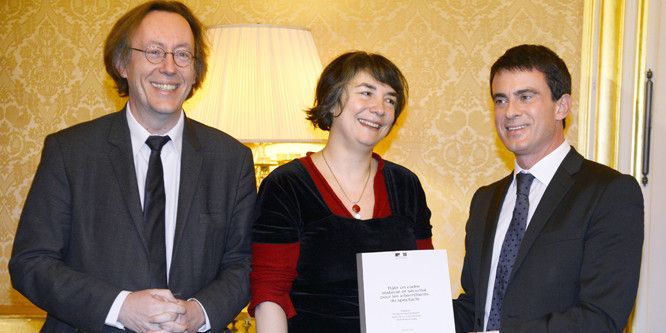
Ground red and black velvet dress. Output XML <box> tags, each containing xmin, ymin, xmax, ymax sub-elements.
<box><xmin>249</xmin><ymin>153</ymin><xmax>433</xmax><ymax>332</ymax></box>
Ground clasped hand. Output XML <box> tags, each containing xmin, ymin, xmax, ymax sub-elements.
<box><xmin>118</xmin><ymin>289</ymin><xmax>205</xmax><ymax>333</ymax></box>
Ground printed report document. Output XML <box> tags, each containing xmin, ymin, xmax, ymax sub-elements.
<box><xmin>356</xmin><ymin>249</ymin><xmax>455</xmax><ymax>333</ymax></box>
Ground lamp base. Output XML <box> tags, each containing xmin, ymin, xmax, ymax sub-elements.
<box><xmin>247</xmin><ymin>142</ymin><xmax>325</xmax><ymax>186</ymax></box>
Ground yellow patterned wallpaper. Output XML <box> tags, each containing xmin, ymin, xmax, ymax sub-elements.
<box><xmin>0</xmin><ymin>0</ymin><xmax>582</xmax><ymax>311</ymax></box>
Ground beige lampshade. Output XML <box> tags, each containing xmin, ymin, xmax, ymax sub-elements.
<box><xmin>186</xmin><ymin>24</ymin><xmax>327</xmax><ymax>143</ymax></box>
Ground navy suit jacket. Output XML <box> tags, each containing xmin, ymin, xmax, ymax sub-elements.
<box><xmin>9</xmin><ymin>110</ymin><xmax>256</xmax><ymax>332</ymax></box>
<box><xmin>453</xmin><ymin>148</ymin><xmax>643</xmax><ymax>332</ymax></box>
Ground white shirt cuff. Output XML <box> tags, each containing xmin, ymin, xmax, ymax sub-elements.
<box><xmin>105</xmin><ymin>290</ymin><xmax>131</xmax><ymax>329</ymax></box>
<box><xmin>188</xmin><ymin>298</ymin><xmax>211</xmax><ymax>332</ymax></box>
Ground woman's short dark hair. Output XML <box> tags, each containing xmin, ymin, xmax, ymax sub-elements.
<box><xmin>490</xmin><ymin>44</ymin><xmax>571</xmax><ymax>128</ymax></box>
<box><xmin>103</xmin><ymin>1</ymin><xmax>208</xmax><ymax>99</ymax></box>
<box><xmin>306</xmin><ymin>51</ymin><xmax>408</xmax><ymax>131</ymax></box>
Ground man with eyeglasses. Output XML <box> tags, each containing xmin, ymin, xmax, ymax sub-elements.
<box><xmin>9</xmin><ymin>1</ymin><xmax>255</xmax><ymax>333</ymax></box>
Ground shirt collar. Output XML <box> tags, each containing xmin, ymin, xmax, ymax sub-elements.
<box><xmin>125</xmin><ymin>103</ymin><xmax>184</xmax><ymax>155</ymax></box>
<box><xmin>514</xmin><ymin>140</ymin><xmax>571</xmax><ymax>186</ymax></box>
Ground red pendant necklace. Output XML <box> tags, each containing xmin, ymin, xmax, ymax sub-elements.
<box><xmin>321</xmin><ymin>151</ymin><xmax>371</xmax><ymax>220</ymax></box>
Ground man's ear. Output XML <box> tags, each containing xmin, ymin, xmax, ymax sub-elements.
<box><xmin>555</xmin><ymin>94</ymin><xmax>571</xmax><ymax>120</ymax></box>
<box><xmin>116</xmin><ymin>59</ymin><xmax>128</xmax><ymax>79</ymax></box>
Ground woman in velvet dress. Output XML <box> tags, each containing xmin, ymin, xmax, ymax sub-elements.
<box><xmin>249</xmin><ymin>51</ymin><xmax>434</xmax><ymax>333</ymax></box>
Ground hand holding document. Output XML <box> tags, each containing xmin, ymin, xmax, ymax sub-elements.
<box><xmin>357</xmin><ymin>249</ymin><xmax>455</xmax><ymax>333</ymax></box>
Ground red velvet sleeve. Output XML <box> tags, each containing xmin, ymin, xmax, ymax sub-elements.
<box><xmin>248</xmin><ymin>242</ymin><xmax>300</xmax><ymax>318</ymax></box>
<box><xmin>416</xmin><ymin>238</ymin><xmax>434</xmax><ymax>250</ymax></box>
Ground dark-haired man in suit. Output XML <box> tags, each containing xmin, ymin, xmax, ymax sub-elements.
<box><xmin>9</xmin><ymin>1</ymin><xmax>255</xmax><ymax>332</ymax></box>
<box><xmin>453</xmin><ymin>44</ymin><xmax>643</xmax><ymax>332</ymax></box>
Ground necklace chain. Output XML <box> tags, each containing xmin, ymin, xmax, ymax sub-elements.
<box><xmin>321</xmin><ymin>151</ymin><xmax>371</xmax><ymax>205</ymax></box>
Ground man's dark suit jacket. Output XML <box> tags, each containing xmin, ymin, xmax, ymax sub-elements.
<box><xmin>453</xmin><ymin>148</ymin><xmax>644</xmax><ymax>333</ymax></box>
<box><xmin>9</xmin><ymin>109</ymin><xmax>256</xmax><ymax>332</ymax></box>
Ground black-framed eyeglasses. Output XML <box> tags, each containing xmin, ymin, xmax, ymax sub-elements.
<box><xmin>129</xmin><ymin>47</ymin><xmax>195</xmax><ymax>67</ymax></box>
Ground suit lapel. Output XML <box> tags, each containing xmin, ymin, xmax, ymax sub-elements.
<box><xmin>510</xmin><ymin>148</ymin><xmax>583</xmax><ymax>281</ymax></box>
<box><xmin>171</xmin><ymin>117</ymin><xmax>203</xmax><ymax>269</ymax></box>
<box><xmin>107</xmin><ymin>109</ymin><xmax>149</xmax><ymax>251</ymax></box>
<box><xmin>477</xmin><ymin>174</ymin><xmax>513</xmax><ymax>310</ymax></box>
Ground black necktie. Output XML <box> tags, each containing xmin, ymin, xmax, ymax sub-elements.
<box><xmin>487</xmin><ymin>172</ymin><xmax>535</xmax><ymax>330</ymax></box>
<box><xmin>144</xmin><ymin>135</ymin><xmax>171</xmax><ymax>289</ymax></box>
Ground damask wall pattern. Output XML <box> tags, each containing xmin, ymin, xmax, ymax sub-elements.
<box><xmin>0</xmin><ymin>0</ymin><xmax>583</xmax><ymax>310</ymax></box>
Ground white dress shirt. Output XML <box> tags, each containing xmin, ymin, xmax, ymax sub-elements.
<box><xmin>483</xmin><ymin>141</ymin><xmax>571</xmax><ymax>330</ymax></box>
<box><xmin>105</xmin><ymin>106</ymin><xmax>210</xmax><ymax>331</ymax></box>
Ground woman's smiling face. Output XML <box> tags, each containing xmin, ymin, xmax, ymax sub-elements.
<box><xmin>329</xmin><ymin>70</ymin><xmax>398</xmax><ymax>148</ymax></box>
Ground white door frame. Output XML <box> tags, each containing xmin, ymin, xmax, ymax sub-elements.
<box><xmin>632</xmin><ymin>0</ymin><xmax>666</xmax><ymax>331</ymax></box>
<box><xmin>582</xmin><ymin>0</ymin><xmax>664</xmax><ymax>331</ymax></box>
